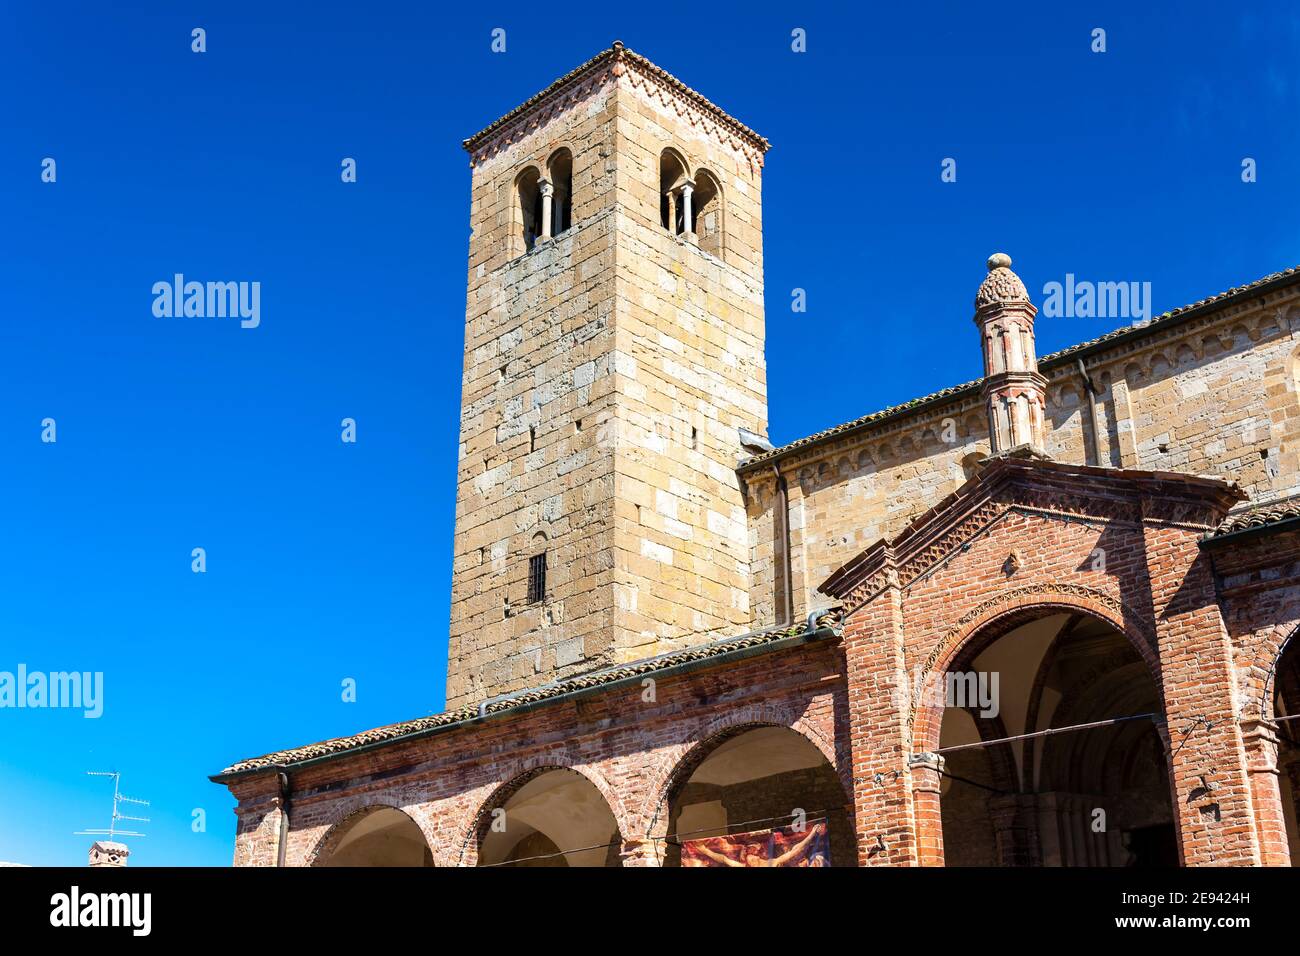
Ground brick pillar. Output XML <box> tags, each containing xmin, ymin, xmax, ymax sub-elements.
<box><xmin>1109</xmin><ymin>374</ymin><xmax>1139</xmax><ymax>466</ymax></box>
<box><xmin>231</xmin><ymin>801</ymin><xmax>281</xmax><ymax>867</ymax></box>
<box><xmin>843</xmin><ymin>563</ymin><xmax>920</xmax><ymax>866</ymax></box>
<box><xmin>619</xmin><ymin>837</ymin><xmax>661</xmax><ymax>867</ymax></box>
<box><xmin>909</xmin><ymin>753</ymin><xmax>945</xmax><ymax>866</ymax></box>
<box><xmin>1242</xmin><ymin>718</ymin><xmax>1291</xmax><ymax>866</ymax></box>
<box><xmin>1144</xmin><ymin>520</ymin><xmax>1260</xmax><ymax>865</ymax></box>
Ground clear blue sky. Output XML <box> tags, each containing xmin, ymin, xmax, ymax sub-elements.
<box><xmin>1</xmin><ymin>2</ymin><xmax>1296</xmax><ymax>866</ymax></box>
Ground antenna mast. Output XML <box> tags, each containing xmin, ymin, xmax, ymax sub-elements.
<box><xmin>75</xmin><ymin>771</ymin><xmax>150</xmax><ymax>840</ymax></box>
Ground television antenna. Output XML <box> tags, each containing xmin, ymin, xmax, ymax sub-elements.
<box><xmin>74</xmin><ymin>771</ymin><xmax>150</xmax><ymax>840</ymax></box>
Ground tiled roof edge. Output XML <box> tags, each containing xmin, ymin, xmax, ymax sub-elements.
<box><xmin>739</xmin><ymin>265</ymin><xmax>1300</xmax><ymax>474</ymax></box>
<box><xmin>212</xmin><ymin>613</ymin><xmax>840</xmax><ymax>779</ymax></box>
<box><xmin>1203</xmin><ymin>492</ymin><xmax>1300</xmax><ymax>543</ymax></box>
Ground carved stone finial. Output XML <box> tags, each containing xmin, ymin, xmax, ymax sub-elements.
<box><xmin>976</xmin><ymin>252</ymin><xmax>1029</xmax><ymax>308</ymax></box>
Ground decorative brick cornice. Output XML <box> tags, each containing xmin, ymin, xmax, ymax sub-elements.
<box><xmin>463</xmin><ymin>42</ymin><xmax>770</xmax><ymax>168</ymax></box>
<box><xmin>614</xmin><ymin>48</ymin><xmax>769</xmax><ymax>170</ymax></box>
<box><xmin>821</xmin><ymin>457</ymin><xmax>1243</xmax><ymax>608</ymax></box>
<box><xmin>463</xmin><ymin>53</ymin><xmax>615</xmax><ymax>167</ymax></box>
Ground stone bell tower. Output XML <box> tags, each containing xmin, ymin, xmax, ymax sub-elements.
<box><xmin>445</xmin><ymin>43</ymin><xmax>771</xmax><ymax>709</ymax></box>
<box><xmin>975</xmin><ymin>253</ymin><xmax>1047</xmax><ymax>454</ymax></box>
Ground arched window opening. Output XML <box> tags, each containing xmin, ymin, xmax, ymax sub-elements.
<box><xmin>692</xmin><ymin>169</ymin><xmax>724</xmax><ymax>258</ymax></box>
<box><xmin>317</xmin><ymin>807</ymin><xmax>433</xmax><ymax>867</ymax></box>
<box><xmin>938</xmin><ymin>612</ymin><xmax>1175</xmax><ymax>867</ymax></box>
<box><xmin>659</xmin><ymin>149</ymin><xmax>690</xmax><ymax>236</ymax></box>
<box><xmin>1273</xmin><ymin>635</ymin><xmax>1300</xmax><ymax>864</ymax></box>
<box><xmin>478</xmin><ymin>768</ymin><xmax>622</xmax><ymax>867</ymax></box>
<box><xmin>547</xmin><ymin>148</ymin><xmax>573</xmax><ymax>238</ymax></box>
<box><xmin>664</xmin><ymin>725</ymin><xmax>849</xmax><ymax>866</ymax></box>
<box><xmin>514</xmin><ymin>167</ymin><xmax>543</xmax><ymax>256</ymax></box>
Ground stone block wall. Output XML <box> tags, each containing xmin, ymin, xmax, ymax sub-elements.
<box><xmin>745</xmin><ymin>290</ymin><xmax>1300</xmax><ymax>630</ymax></box>
<box><xmin>449</xmin><ymin>56</ymin><xmax>770</xmax><ymax>707</ymax></box>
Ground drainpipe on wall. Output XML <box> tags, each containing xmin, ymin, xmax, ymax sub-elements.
<box><xmin>772</xmin><ymin>465</ymin><xmax>795</xmax><ymax>627</ymax></box>
<box><xmin>276</xmin><ymin>770</ymin><xmax>291</xmax><ymax>868</ymax></box>
<box><xmin>1076</xmin><ymin>359</ymin><xmax>1106</xmax><ymax>466</ymax></box>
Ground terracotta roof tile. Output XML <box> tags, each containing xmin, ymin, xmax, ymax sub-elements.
<box><xmin>1208</xmin><ymin>493</ymin><xmax>1300</xmax><ymax>539</ymax></box>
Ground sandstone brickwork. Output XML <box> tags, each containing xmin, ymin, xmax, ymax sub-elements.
<box><xmin>447</xmin><ymin>43</ymin><xmax>768</xmax><ymax>709</ymax></box>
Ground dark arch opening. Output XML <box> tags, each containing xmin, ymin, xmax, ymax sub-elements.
<box><xmin>938</xmin><ymin>611</ymin><xmax>1176</xmax><ymax>866</ymax></box>
<box><xmin>547</xmin><ymin>148</ymin><xmax>573</xmax><ymax>237</ymax></box>
<box><xmin>659</xmin><ymin>149</ymin><xmax>688</xmax><ymax>234</ymax></box>
<box><xmin>663</xmin><ymin>725</ymin><xmax>849</xmax><ymax>866</ymax></box>
<box><xmin>515</xmin><ymin>166</ymin><xmax>543</xmax><ymax>254</ymax></box>
<box><xmin>1273</xmin><ymin>631</ymin><xmax>1300</xmax><ymax>863</ymax></box>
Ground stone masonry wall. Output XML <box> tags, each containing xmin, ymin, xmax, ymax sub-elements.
<box><xmin>746</xmin><ymin>292</ymin><xmax>1300</xmax><ymax>628</ymax></box>
<box><xmin>451</xmin><ymin>84</ymin><xmax>621</xmax><ymax>706</ymax></box>
<box><xmin>448</xmin><ymin>61</ymin><xmax>769</xmax><ymax>707</ymax></box>
<box><xmin>605</xmin><ymin>69</ymin><xmax>766</xmax><ymax>659</ymax></box>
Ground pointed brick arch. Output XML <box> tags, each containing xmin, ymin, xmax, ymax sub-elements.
<box><xmin>909</xmin><ymin>584</ymin><xmax>1161</xmax><ymax>756</ymax></box>
<box><xmin>1261</xmin><ymin>623</ymin><xmax>1300</xmax><ymax>720</ymax></box>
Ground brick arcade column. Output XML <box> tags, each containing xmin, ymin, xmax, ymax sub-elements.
<box><xmin>908</xmin><ymin>753</ymin><xmax>945</xmax><ymax>866</ymax></box>
<box><xmin>1143</xmin><ymin>519</ymin><xmax>1262</xmax><ymax>865</ymax></box>
<box><xmin>843</xmin><ymin>564</ymin><xmax>923</xmax><ymax>866</ymax></box>
<box><xmin>1242</xmin><ymin>718</ymin><xmax>1291</xmax><ymax>866</ymax></box>
<box><xmin>619</xmin><ymin>837</ymin><xmax>661</xmax><ymax>868</ymax></box>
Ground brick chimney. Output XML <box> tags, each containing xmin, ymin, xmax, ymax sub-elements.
<box><xmin>88</xmin><ymin>840</ymin><xmax>129</xmax><ymax>867</ymax></box>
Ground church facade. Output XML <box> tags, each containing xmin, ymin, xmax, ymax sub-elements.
<box><xmin>212</xmin><ymin>43</ymin><xmax>1300</xmax><ymax>867</ymax></box>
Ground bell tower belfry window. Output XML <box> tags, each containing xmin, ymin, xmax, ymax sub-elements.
<box><xmin>659</xmin><ymin>148</ymin><xmax>690</xmax><ymax>236</ymax></box>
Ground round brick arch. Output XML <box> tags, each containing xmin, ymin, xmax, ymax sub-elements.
<box><xmin>454</xmin><ymin>754</ymin><xmax>631</xmax><ymax>867</ymax></box>
<box><xmin>909</xmin><ymin>584</ymin><xmax>1164</xmax><ymax>756</ymax></box>
<box><xmin>1261</xmin><ymin>623</ymin><xmax>1300</xmax><ymax>719</ymax></box>
<box><xmin>639</xmin><ymin>701</ymin><xmax>842</xmax><ymax>851</ymax></box>
<box><xmin>305</xmin><ymin>799</ymin><xmax>437</xmax><ymax>867</ymax></box>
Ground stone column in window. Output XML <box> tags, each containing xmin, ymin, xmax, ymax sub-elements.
<box><xmin>679</xmin><ymin>180</ymin><xmax>695</xmax><ymax>240</ymax></box>
<box><xmin>539</xmin><ymin>179</ymin><xmax>554</xmax><ymax>241</ymax></box>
